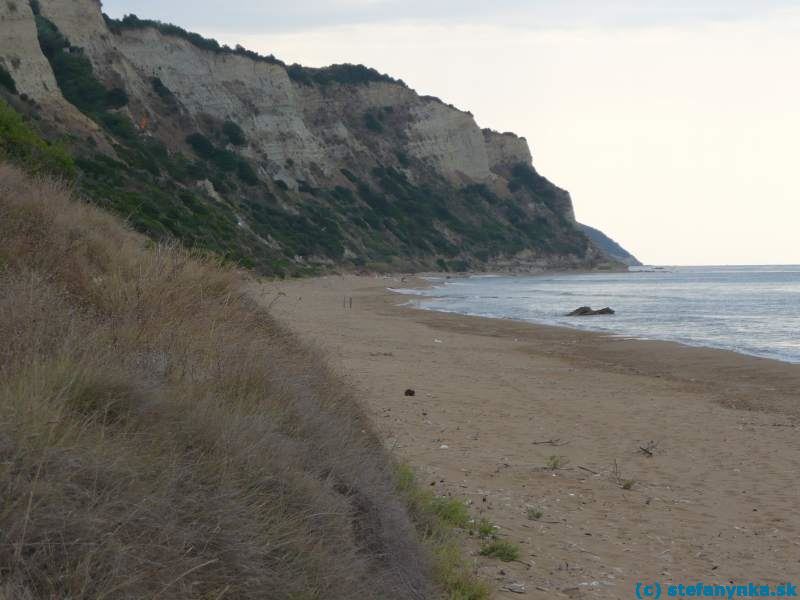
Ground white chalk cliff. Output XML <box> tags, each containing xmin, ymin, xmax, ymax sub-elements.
<box><xmin>1</xmin><ymin>0</ymin><xmax>626</xmax><ymax>273</ymax></box>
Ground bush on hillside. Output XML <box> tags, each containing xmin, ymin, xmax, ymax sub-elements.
<box><xmin>0</xmin><ymin>99</ymin><xmax>74</xmax><ymax>177</ymax></box>
<box><xmin>186</xmin><ymin>131</ymin><xmax>256</xmax><ymax>183</ymax></box>
<box><xmin>291</xmin><ymin>63</ymin><xmax>404</xmax><ymax>87</ymax></box>
<box><xmin>150</xmin><ymin>77</ymin><xmax>180</xmax><ymax>113</ymax></box>
<box><xmin>0</xmin><ymin>64</ymin><xmax>17</xmax><ymax>94</ymax></box>
<box><xmin>222</xmin><ymin>119</ymin><xmax>247</xmax><ymax>146</ymax></box>
<box><xmin>185</xmin><ymin>132</ymin><xmax>215</xmax><ymax>159</ymax></box>
<box><xmin>364</xmin><ymin>111</ymin><xmax>383</xmax><ymax>132</ymax></box>
<box><xmin>33</xmin><ymin>13</ymin><xmax>133</xmax><ymax>129</ymax></box>
<box><xmin>236</xmin><ymin>159</ymin><xmax>258</xmax><ymax>185</ymax></box>
<box><xmin>104</xmin><ymin>86</ymin><xmax>129</xmax><ymax>109</ymax></box>
<box><xmin>151</xmin><ymin>76</ymin><xmax>171</xmax><ymax>99</ymax></box>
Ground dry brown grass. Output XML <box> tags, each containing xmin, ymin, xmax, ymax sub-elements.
<box><xmin>0</xmin><ymin>164</ymin><xmax>432</xmax><ymax>599</ymax></box>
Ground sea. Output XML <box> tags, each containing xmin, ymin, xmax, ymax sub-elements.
<box><xmin>391</xmin><ymin>265</ymin><xmax>800</xmax><ymax>364</ymax></box>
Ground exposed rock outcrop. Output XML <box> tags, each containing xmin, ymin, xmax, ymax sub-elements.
<box><xmin>484</xmin><ymin>129</ymin><xmax>532</xmax><ymax>171</ymax></box>
<box><xmin>0</xmin><ymin>0</ymin><xmax>60</xmax><ymax>102</ymax></box>
<box><xmin>0</xmin><ymin>1</ymin><xmax>104</xmax><ymax>140</ymax></box>
<box><xmin>567</xmin><ymin>306</ymin><xmax>615</xmax><ymax>316</ymax></box>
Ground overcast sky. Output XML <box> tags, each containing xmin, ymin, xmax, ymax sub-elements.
<box><xmin>104</xmin><ymin>1</ymin><xmax>800</xmax><ymax>265</ymax></box>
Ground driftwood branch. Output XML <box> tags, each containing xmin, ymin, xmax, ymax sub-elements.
<box><xmin>532</xmin><ymin>438</ymin><xmax>570</xmax><ymax>447</ymax></box>
<box><xmin>638</xmin><ymin>440</ymin><xmax>659</xmax><ymax>457</ymax></box>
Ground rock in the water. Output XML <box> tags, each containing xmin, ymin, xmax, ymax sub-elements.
<box><xmin>567</xmin><ymin>306</ymin><xmax>615</xmax><ymax>316</ymax></box>
<box><xmin>404</xmin><ymin>388</ymin><xmax>416</xmax><ymax>397</ymax></box>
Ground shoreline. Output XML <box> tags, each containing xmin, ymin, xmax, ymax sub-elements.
<box><xmin>395</xmin><ymin>290</ymin><xmax>797</xmax><ymax>367</ymax></box>
<box><xmin>259</xmin><ymin>274</ymin><xmax>800</xmax><ymax>598</ymax></box>
<box><xmin>389</xmin><ymin>276</ymin><xmax>800</xmax><ymax>419</ymax></box>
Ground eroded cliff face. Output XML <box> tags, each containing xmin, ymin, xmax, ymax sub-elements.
<box><xmin>0</xmin><ymin>0</ymin><xmax>59</xmax><ymax>101</ymax></box>
<box><xmin>114</xmin><ymin>27</ymin><xmax>331</xmax><ymax>180</ymax></box>
<box><xmin>483</xmin><ymin>129</ymin><xmax>533</xmax><ymax>171</ymax></box>
<box><xmin>405</xmin><ymin>101</ymin><xmax>493</xmax><ymax>181</ymax></box>
<box><xmin>2</xmin><ymin>0</ymin><xmax>612</xmax><ymax>274</ymax></box>
<box><xmin>0</xmin><ymin>0</ymin><xmax>105</xmax><ymax>146</ymax></box>
<box><xmin>36</xmin><ymin>0</ymin><xmax>533</xmax><ymax>186</ymax></box>
<box><xmin>0</xmin><ymin>0</ymin><xmax>90</xmax><ymax>130</ymax></box>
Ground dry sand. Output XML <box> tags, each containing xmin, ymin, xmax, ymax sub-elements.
<box><xmin>256</xmin><ymin>275</ymin><xmax>800</xmax><ymax>599</ymax></box>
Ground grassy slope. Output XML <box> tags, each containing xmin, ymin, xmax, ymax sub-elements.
<box><xmin>0</xmin><ymin>164</ymin><xmax>437</xmax><ymax>599</ymax></box>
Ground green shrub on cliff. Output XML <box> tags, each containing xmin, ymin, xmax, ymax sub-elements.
<box><xmin>104</xmin><ymin>87</ymin><xmax>129</xmax><ymax>109</ymax></box>
<box><xmin>151</xmin><ymin>76</ymin><xmax>172</xmax><ymax>99</ymax></box>
<box><xmin>0</xmin><ymin>99</ymin><xmax>74</xmax><ymax>177</ymax></box>
<box><xmin>290</xmin><ymin>63</ymin><xmax>404</xmax><ymax>87</ymax></box>
<box><xmin>0</xmin><ymin>64</ymin><xmax>17</xmax><ymax>94</ymax></box>
<box><xmin>185</xmin><ymin>132</ymin><xmax>216</xmax><ymax>159</ymax></box>
<box><xmin>150</xmin><ymin>77</ymin><xmax>180</xmax><ymax>113</ymax></box>
<box><xmin>222</xmin><ymin>120</ymin><xmax>247</xmax><ymax>146</ymax></box>
<box><xmin>186</xmin><ymin>132</ymin><xmax>256</xmax><ymax>183</ymax></box>
<box><xmin>364</xmin><ymin>111</ymin><xmax>384</xmax><ymax>132</ymax></box>
<box><xmin>236</xmin><ymin>159</ymin><xmax>258</xmax><ymax>185</ymax></box>
<box><xmin>33</xmin><ymin>12</ymin><xmax>132</xmax><ymax>125</ymax></box>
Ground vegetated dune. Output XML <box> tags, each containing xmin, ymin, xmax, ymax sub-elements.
<box><xmin>0</xmin><ymin>164</ymin><xmax>431</xmax><ymax>599</ymax></box>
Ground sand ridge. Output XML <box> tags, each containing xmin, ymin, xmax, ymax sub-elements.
<box><xmin>258</xmin><ymin>275</ymin><xmax>800</xmax><ymax>599</ymax></box>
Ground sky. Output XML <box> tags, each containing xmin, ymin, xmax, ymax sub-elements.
<box><xmin>103</xmin><ymin>1</ymin><xmax>800</xmax><ymax>265</ymax></box>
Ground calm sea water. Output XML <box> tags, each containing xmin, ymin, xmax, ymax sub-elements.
<box><xmin>391</xmin><ymin>266</ymin><xmax>800</xmax><ymax>364</ymax></box>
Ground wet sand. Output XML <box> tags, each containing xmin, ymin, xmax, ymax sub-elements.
<box><xmin>256</xmin><ymin>274</ymin><xmax>800</xmax><ymax>599</ymax></box>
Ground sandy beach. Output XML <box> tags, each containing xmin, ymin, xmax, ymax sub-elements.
<box><xmin>256</xmin><ymin>275</ymin><xmax>800</xmax><ymax>599</ymax></box>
